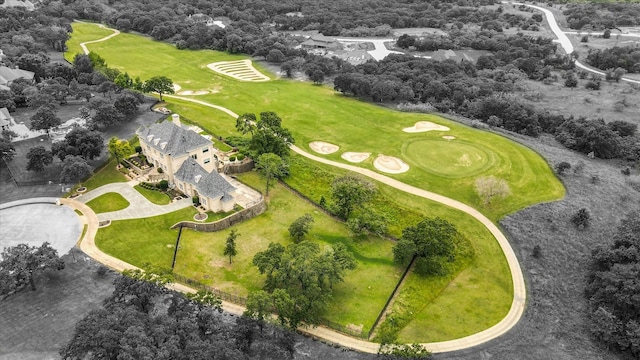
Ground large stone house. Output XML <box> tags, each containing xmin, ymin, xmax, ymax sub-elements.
<box><xmin>136</xmin><ymin>114</ymin><xmax>237</xmax><ymax>212</ymax></box>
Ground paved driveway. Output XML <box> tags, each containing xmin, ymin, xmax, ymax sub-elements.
<box><xmin>76</xmin><ymin>182</ymin><xmax>192</xmax><ymax>221</ymax></box>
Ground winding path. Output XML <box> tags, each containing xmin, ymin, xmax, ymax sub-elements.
<box><xmin>69</xmin><ymin>22</ymin><xmax>526</xmax><ymax>354</ymax></box>
<box><xmin>139</xmin><ymin>94</ymin><xmax>527</xmax><ymax>353</ymax></box>
<box><xmin>507</xmin><ymin>2</ymin><xmax>640</xmax><ymax>85</ymax></box>
<box><xmin>75</xmin><ymin>21</ymin><xmax>121</xmax><ymax>55</ymax></box>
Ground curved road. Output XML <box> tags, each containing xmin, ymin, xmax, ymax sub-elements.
<box><xmin>75</xmin><ymin>23</ymin><xmax>527</xmax><ymax>354</ymax></box>
<box><xmin>507</xmin><ymin>1</ymin><xmax>640</xmax><ymax>85</ymax></box>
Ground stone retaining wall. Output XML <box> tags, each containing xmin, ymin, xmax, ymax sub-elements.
<box><xmin>171</xmin><ymin>199</ymin><xmax>266</xmax><ymax>232</ymax></box>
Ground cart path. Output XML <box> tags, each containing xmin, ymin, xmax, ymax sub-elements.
<box><xmin>506</xmin><ymin>1</ymin><xmax>640</xmax><ymax>85</ymax></box>
<box><xmin>90</xmin><ymin>94</ymin><xmax>524</xmax><ymax>353</ymax></box>
<box><xmin>75</xmin><ymin>21</ymin><xmax>121</xmax><ymax>55</ymax></box>
<box><xmin>65</xmin><ymin>28</ymin><xmax>527</xmax><ymax>353</ymax></box>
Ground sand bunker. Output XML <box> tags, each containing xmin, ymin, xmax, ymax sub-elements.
<box><xmin>172</xmin><ymin>83</ymin><xmax>182</xmax><ymax>92</ymax></box>
<box><xmin>207</xmin><ymin>60</ymin><xmax>270</xmax><ymax>82</ymax></box>
<box><xmin>309</xmin><ymin>141</ymin><xmax>339</xmax><ymax>154</ymax></box>
<box><xmin>374</xmin><ymin>154</ymin><xmax>409</xmax><ymax>174</ymax></box>
<box><xmin>403</xmin><ymin>121</ymin><xmax>450</xmax><ymax>133</ymax></box>
<box><xmin>341</xmin><ymin>152</ymin><xmax>371</xmax><ymax>163</ymax></box>
<box><xmin>442</xmin><ymin>135</ymin><xmax>456</xmax><ymax>140</ymax></box>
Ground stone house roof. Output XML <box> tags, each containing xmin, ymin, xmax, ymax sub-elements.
<box><xmin>136</xmin><ymin>120</ymin><xmax>211</xmax><ymax>158</ymax></box>
<box><xmin>174</xmin><ymin>157</ymin><xmax>236</xmax><ymax>200</ymax></box>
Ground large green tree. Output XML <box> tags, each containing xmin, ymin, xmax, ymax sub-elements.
<box><xmin>144</xmin><ymin>76</ymin><xmax>174</xmax><ymax>101</ymax></box>
<box><xmin>252</xmin><ymin>241</ymin><xmax>356</xmax><ymax>328</ymax></box>
<box><xmin>288</xmin><ymin>214</ymin><xmax>314</xmax><ymax>243</ymax></box>
<box><xmin>255</xmin><ymin>153</ymin><xmax>288</xmax><ymax>196</ymax></box>
<box><xmin>330</xmin><ymin>174</ymin><xmax>376</xmax><ymax>220</ymax></box>
<box><xmin>393</xmin><ymin>217</ymin><xmax>463</xmax><ymax>276</ymax></box>
<box><xmin>108</xmin><ymin>136</ymin><xmax>133</xmax><ymax>165</ymax></box>
<box><xmin>0</xmin><ymin>242</ymin><xmax>65</xmax><ymax>293</ymax></box>
<box><xmin>235</xmin><ymin>112</ymin><xmax>294</xmax><ymax>158</ymax></box>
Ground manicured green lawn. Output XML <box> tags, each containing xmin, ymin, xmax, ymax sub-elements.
<box><xmin>133</xmin><ymin>185</ymin><xmax>171</xmax><ymax>205</ymax></box>
<box><xmin>76</xmin><ymin>21</ymin><xmax>564</xmax><ymax>220</ymax></box>
<box><xmin>96</xmin><ymin>173</ymin><xmax>398</xmax><ymax>335</ymax></box>
<box><xmin>80</xmin><ymin>158</ymin><xmax>128</xmax><ymax>192</ymax></box>
<box><xmin>85</xmin><ymin>192</ymin><xmax>130</xmax><ymax>214</ymax></box>
<box><xmin>72</xmin><ymin>23</ymin><xmax>559</xmax><ymax>342</ymax></box>
<box><xmin>95</xmin><ymin>207</ymin><xmax>197</xmax><ymax>268</ymax></box>
<box><xmin>64</xmin><ymin>22</ymin><xmax>116</xmax><ymax>62</ymax></box>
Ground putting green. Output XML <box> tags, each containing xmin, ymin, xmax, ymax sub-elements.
<box><xmin>403</xmin><ymin>139</ymin><xmax>495</xmax><ymax>178</ymax></box>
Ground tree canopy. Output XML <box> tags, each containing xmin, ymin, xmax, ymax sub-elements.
<box><xmin>0</xmin><ymin>242</ymin><xmax>64</xmax><ymax>294</ymax></box>
<box><xmin>330</xmin><ymin>174</ymin><xmax>376</xmax><ymax>220</ymax></box>
<box><xmin>26</xmin><ymin>146</ymin><xmax>53</xmax><ymax>172</ymax></box>
<box><xmin>236</xmin><ymin>112</ymin><xmax>294</xmax><ymax>158</ymax></box>
<box><xmin>144</xmin><ymin>76</ymin><xmax>174</xmax><ymax>101</ymax></box>
<box><xmin>251</xmin><ymin>241</ymin><xmax>356</xmax><ymax>328</ymax></box>
<box><xmin>586</xmin><ymin>210</ymin><xmax>640</xmax><ymax>357</ymax></box>
<box><xmin>60</xmin><ymin>155</ymin><xmax>92</xmax><ymax>184</ymax></box>
<box><xmin>255</xmin><ymin>153</ymin><xmax>288</xmax><ymax>195</ymax></box>
<box><xmin>51</xmin><ymin>127</ymin><xmax>104</xmax><ymax>161</ymax></box>
<box><xmin>393</xmin><ymin>217</ymin><xmax>468</xmax><ymax>276</ymax></box>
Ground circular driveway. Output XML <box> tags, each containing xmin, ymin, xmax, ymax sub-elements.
<box><xmin>0</xmin><ymin>200</ymin><xmax>82</xmax><ymax>256</ymax></box>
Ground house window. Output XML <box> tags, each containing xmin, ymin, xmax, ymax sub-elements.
<box><xmin>201</xmin><ymin>198</ymin><xmax>207</xmax><ymax>205</ymax></box>
<box><xmin>204</xmin><ymin>158</ymin><xmax>210</xmax><ymax>164</ymax></box>
<box><xmin>179</xmin><ymin>183</ymin><xmax>183</xmax><ymax>190</ymax></box>
<box><xmin>191</xmin><ymin>154</ymin><xmax>198</xmax><ymax>160</ymax></box>
<box><xmin>203</xmin><ymin>147</ymin><xmax>209</xmax><ymax>153</ymax></box>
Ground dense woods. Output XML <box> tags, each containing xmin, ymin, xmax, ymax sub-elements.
<box><xmin>586</xmin><ymin>211</ymin><xmax>640</xmax><ymax>358</ymax></box>
<box><xmin>561</xmin><ymin>2</ymin><xmax>640</xmax><ymax>30</ymax></box>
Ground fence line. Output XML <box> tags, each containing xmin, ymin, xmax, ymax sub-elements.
<box><xmin>172</xmin><ymin>273</ymin><xmax>369</xmax><ymax>339</ymax></box>
<box><xmin>368</xmin><ymin>255</ymin><xmax>416</xmax><ymax>340</ymax></box>
<box><xmin>173</xmin><ymin>273</ymin><xmax>247</xmax><ymax>306</ymax></box>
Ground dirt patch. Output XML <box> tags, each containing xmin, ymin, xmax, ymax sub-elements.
<box><xmin>309</xmin><ymin>141</ymin><xmax>339</xmax><ymax>154</ymax></box>
<box><xmin>403</xmin><ymin>121</ymin><xmax>450</xmax><ymax>133</ymax></box>
<box><xmin>341</xmin><ymin>152</ymin><xmax>371</xmax><ymax>163</ymax></box>
<box><xmin>177</xmin><ymin>90</ymin><xmax>209</xmax><ymax>95</ymax></box>
<box><xmin>373</xmin><ymin>154</ymin><xmax>409</xmax><ymax>174</ymax></box>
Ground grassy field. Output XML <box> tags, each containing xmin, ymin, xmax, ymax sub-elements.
<box><xmin>85</xmin><ymin>192</ymin><xmax>130</xmax><ymax>213</ymax></box>
<box><xmin>133</xmin><ymin>185</ymin><xmax>171</xmax><ymax>205</ymax></box>
<box><xmin>71</xmin><ymin>22</ymin><xmax>560</xmax><ymax>342</ymax></box>
<box><xmin>81</xmin><ymin>158</ymin><xmax>128</xmax><ymax>191</ymax></box>
<box><xmin>74</xmin><ymin>21</ymin><xmax>565</xmax><ymax>220</ymax></box>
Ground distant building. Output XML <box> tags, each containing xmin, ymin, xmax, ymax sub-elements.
<box><xmin>332</xmin><ymin>50</ymin><xmax>374</xmax><ymax>65</ymax></box>
<box><xmin>0</xmin><ymin>0</ymin><xmax>36</xmax><ymax>11</ymax></box>
<box><xmin>136</xmin><ymin>114</ymin><xmax>237</xmax><ymax>212</ymax></box>
<box><xmin>0</xmin><ymin>66</ymin><xmax>35</xmax><ymax>88</ymax></box>
<box><xmin>301</xmin><ymin>35</ymin><xmax>339</xmax><ymax>50</ymax></box>
<box><xmin>0</xmin><ymin>107</ymin><xmax>13</xmax><ymax>133</ymax></box>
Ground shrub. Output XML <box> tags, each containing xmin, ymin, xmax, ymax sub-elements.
<box><xmin>571</xmin><ymin>208</ymin><xmax>591</xmax><ymax>229</ymax></box>
<box><xmin>621</xmin><ymin>167</ymin><xmax>631</xmax><ymax>176</ymax></box>
<box><xmin>157</xmin><ymin>167</ymin><xmax>163</xmax><ymax>174</ymax></box>
<box><xmin>229</xmin><ymin>156</ymin><xmax>237</xmax><ymax>162</ymax></box>
<box><xmin>236</xmin><ymin>153</ymin><xmax>245</xmax><ymax>161</ymax></box>
<box><xmin>96</xmin><ymin>265</ymin><xmax>109</xmax><ymax>276</ymax></box>
<box><xmin>158</xmin><ymin>180</ymin><xmax>169</xmax><ymax>190</ymax></box>
<box><xmin>192</xmin><ymin>196</ymin><xmax>200</xmax><ymax>206</ymax></box>
<box><xmin>555</xmin><ymin>161</ymin><xmax>571</xmax><ymax>175</ymax></box>
<box><xmin>532</xmin><ymin>245</ymin><xmax>542</xmax><ymax>258</ymax></box>
<box><xmin>135</xmin><ymin>145</ymin><xmax>142</xmax><ymax>153</ymax></box>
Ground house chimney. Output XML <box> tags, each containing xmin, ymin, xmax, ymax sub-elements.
<box><xmin>171</xmin><ymin>113</ymin><xmax>181</xmax><ymax>127</ymax></box>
